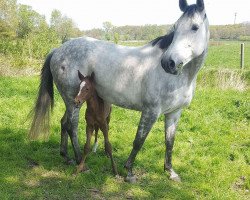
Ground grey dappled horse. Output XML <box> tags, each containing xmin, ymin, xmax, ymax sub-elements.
<box><xmin>29</xmin><ymin>0</ymin><xmax>209</xmax><ymax>182</ymax></box>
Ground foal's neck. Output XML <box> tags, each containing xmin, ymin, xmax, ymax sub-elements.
<box><xmin>86</xmin><ymin>90</ymin><xmax>102</xmax><ymax>113</ymax></box>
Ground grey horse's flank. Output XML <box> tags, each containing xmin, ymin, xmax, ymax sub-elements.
<box><xmin>29</xmin><ymin>0</ymin><xmax>209</xmax><ymax>182</ymax></box>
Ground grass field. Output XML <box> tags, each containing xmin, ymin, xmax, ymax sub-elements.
<box><xmin>0</xmin><ymin>40</ymin><xmax>250</xmax><ymax>199</ymax></box>
<box><xmin>0</xmin><ymin>73</ymin><xmax>249</xmax><ymax>200</ymax></box>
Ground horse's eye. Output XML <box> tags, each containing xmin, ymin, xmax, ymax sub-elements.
<box><xmin>192</xmin><ymin>24</ymin><xmax>199</xmax><ymax>31</ymax></box>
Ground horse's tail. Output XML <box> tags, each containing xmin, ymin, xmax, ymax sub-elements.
<box><xmin>28</xmin><ymin>50</ymin><xmax>55</xmax><ymax>139</ymax></box>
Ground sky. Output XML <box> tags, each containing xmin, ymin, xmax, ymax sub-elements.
<box><xmin>17</xmin><ymin>0</ymin><xmax>250</xmax><ymax>30</ymax></box>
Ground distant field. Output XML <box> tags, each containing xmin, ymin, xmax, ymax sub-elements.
<box><xmin>205</xmin><ymin>41</ymin><xmax>250</xmax><ymax>70</ymax></box>
<box><xmin>120</xmin><ymin>40</ymin><xmax>250</xmax><ymax>70</ymax></box>
<box><xmin>0</xmin><ymin>40</ymin><xmax>249</xmax><ymax>74</ymax></box>
<box><xmin>0</xmin><ymin>74</ymin><xmax>249</xmax><ymax>199</ymax></box>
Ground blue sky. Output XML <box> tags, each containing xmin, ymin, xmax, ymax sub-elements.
<box><xmin>17</xmin><ymin>0</ymin><xmax>250</xmax><ymax>30</ymax></box>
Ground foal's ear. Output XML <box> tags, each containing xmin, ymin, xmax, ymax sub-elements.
<box><xmin>179</xmin><ymin>0</ymin><xmax>188</xmax><ymax>12</ymax></box>
<box><xmin>78</xmin><ymin>70</ymin><xmax>85</xmax><ymax>81</ymax></box>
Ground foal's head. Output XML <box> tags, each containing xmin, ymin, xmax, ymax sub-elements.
<box><xmin>74</xmin><ymin>71</ymin><xmax>95</xmax><ymax>106</ymax></box>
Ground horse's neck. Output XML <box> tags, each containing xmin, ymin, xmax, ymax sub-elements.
<box><xmin>183</xmin><ymin>50</ymin><xmax>207</xmax><ymax>85</ymax></box>
<box><xmin>86</xmin><ymin>91</ymin><xmax>102</xmax><ymax>114</ymax></box>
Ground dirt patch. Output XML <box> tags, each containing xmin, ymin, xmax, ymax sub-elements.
<box><xmin>0</xmin><ymin>65</ymin><xmax>39</xmax><ymax>77</ymax></box>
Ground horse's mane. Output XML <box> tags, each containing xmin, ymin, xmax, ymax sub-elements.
<box><xmin>150</xmin><ymin>30</ymin><xmax>175</xmax><ymax>50</ymax></box>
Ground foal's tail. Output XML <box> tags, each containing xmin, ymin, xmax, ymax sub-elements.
<box><xmin>28</xmin><ymin>50</ymin><xmax>55</xmax><ymax>139</ymax></box>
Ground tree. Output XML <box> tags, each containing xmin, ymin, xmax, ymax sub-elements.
<box><xmin>0</xmin><ymin>0</ymin><xmax>18</xmax><ymax>37</ymax></box>
<box><xmin>103</xmin><ymin>21</ymin><xmax>113</xmax><ymax>41</ymax></box>
<box><xmin>17</xmin><ymin>4</ymin><xmax>47</xmax><ymax>38</ymax></box>
<box><xmin>113</xmin><ymin>32</ymin><xmax>119</xmax><ymax>44</ymax></box>
<box><xmin>50</xmin><ymin>9</ymin><xmax>81</xmax><ymax>43</ymax></box>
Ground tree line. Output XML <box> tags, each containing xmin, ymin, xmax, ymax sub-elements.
<box><xmin>1</xmin><ymin>0</ymin><xmax>250</xmax><ymax>68</ymax></box>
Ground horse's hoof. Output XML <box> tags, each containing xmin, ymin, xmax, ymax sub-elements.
<box><xmin>115</xmin><ymin>175</ymin><xmax>122</xmax><ymax>179</ymax></box>
<box><xmin>124</xmin><ymin>175</ymin><xmax>137</xmax><ymax>183</ymax></box>
<box><xmin>65</xmin><ymin>159</ymin><xmax>75</xmax><ymax>165</ymax></box>
<box><xmin>170</xmin><ymin>174</ymin><xmax>181</xmax><ymax>182</ymax></box>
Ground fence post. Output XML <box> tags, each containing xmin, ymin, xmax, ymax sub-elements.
<box><xmin>241</xmin><ymin>43</ymin><xmax>244</xmax><ymax>69</ymax></box>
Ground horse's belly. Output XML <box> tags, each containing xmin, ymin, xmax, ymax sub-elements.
<box><xmin>95</xmin><ymin>84</ymin><xmax>143</xmax><ymax>111</ymax></box>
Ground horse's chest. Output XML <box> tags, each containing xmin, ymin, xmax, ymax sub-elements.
<box><xmin>161</xmin><ymin>87</ymin><xmax>194</xmax><ymax>113</ymax></box>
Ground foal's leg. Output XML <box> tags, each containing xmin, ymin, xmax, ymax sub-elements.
<box><xmin>100</xmin><ymin>122</ymin><xmax>118</xmax><ymax>175</ymax></box>
<box><xmin>124</xmin><ymin>108</ymin><xmax>159</xmax><ymax>183</ymax></box>
<box><xmin>164</xmin><ymin>110</ymin><xmax>182</xmax><ymax>182</ymax></box>
<box><xmin>66</xmin><ymin>105</ymin><xmax>82</xmax><ymax>164</ymax></box>
<box><xmin>60</xmin><ymin>111</ymin><xmax>73</xmax><ymax>164</ymax></box>
<box><xmin>76</xmin><ymin>124</ymin><xmax>94</xmax><ymax>173</ymax></box>
<box><xmin>92</xmin><ymin>125</ymin><xmax>99</xmax><ymax>153</ymax></box>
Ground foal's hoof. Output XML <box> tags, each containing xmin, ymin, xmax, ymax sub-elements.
<box><xmin>124</xmin><ymin>175</ymin><xmax>137</xmax><ymax>183</ymax></box>
<box><xmin>92</xmin><ymin>142</ymin><xmax>98</xmax><ymax>153</ymax></box>
<box><xmin>74</xmin><ymin>168</ymin><xmax>90</xmax><ymax>176</ymax></box>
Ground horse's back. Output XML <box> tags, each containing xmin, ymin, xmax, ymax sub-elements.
<box><xmin>50</xmin><ymin>37</ymin><xmax>158</xmax><ymax>110</ymax></box>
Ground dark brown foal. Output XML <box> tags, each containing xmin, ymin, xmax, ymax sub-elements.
<box><xmin>74</xmin><ymin>71</ymin><xmax>117</xmax><ymax>175</ymax></box>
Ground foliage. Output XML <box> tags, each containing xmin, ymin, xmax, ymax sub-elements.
<box><xmin>210</xmin><ymin>24</ymin><xmax>250</xmax><ymax>40</ymax></box>
<box><xmin>0</xmin><ymin>0</ymin><xmax>18</xmax><ymax>37</ymax></box>
<box><xmin>0</xmin><ymin>76</ymin><xmax>249</xmax><ymax>199</ymax></box>
<box><xmin>85</xmin><ymin>24</ymin><xmax>172</xmax><ymax>41</ymax></box>
<box><xmin>50</xmin><ymin>9</ymin><xmax>82</xmax><ymax>43</ymax></box>
<box><xmin>0</xmin><ymin>0</ymin><xmax>82</xmax><ymax>68</ymax></box>
<box><xmin>17</xmin><ymin>4</ymin><xmax>46</xmax><ymax>38</ymax></box>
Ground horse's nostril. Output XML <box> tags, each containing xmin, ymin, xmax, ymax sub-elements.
<box><xmin>169</xmin><ymin>60</ymin><xmax>175</xmax><ymax>69</ymax></box>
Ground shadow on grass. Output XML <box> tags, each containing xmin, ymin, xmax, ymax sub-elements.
<box><xmin>0</xmin><ymin>127</ymin><xmax>194</xmax><ymax>199</ymax></box>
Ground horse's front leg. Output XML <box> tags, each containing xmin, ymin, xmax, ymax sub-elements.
<box><xmin>66</xmin><ymin>105</ymin><xmax>82</xmax><ymax>164</ymax></box>
<box><xmin>164</xmin><ymin>110</ymin><xmax>182</xmax><ymax>182</ymax></box>
<box><xmin>124</xmin><ymin>108</ymin><xmax>159</xmax><ymax>183</ymax></box>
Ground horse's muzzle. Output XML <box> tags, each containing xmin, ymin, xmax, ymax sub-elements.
<box><xmin>161</xmin><ymin>59</ymin><xmax>179</xmax><ymax>75</ymax></box>
<box><xmin>74</xmin><ymin>98</ymin><xmax>82</xmax><ymax>108</ymax></box>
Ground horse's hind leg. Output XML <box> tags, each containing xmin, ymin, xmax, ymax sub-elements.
<box><xmin>65</xmin><ymin>105</ymin><xmax>82</xmax><ymax>164</ymax></box>
<box><xmin>76</xmin><ymin>124</ymin><xmax>94</xmax><ymax>173</ymax></box>
<box><xmin>60</xmin><ymin>112</ymin><xmax>72</xmax><ymax>164</ymax></box>
<box><xmin>100</xmin><ymin>123</ymin><xmax>118</xmax><ymax>175</ymax></box>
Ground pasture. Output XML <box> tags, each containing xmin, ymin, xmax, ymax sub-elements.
<box><xmin>0</xmin><ymin>40</ymin><xmax>250</xmax><ymax>199</ymax></box>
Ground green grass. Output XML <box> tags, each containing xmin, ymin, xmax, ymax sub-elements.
<box><xmin>204</xmin><ymin>41</ymin><xmax>250</xmax><ymax>70</ymax></box>
<box><xmin>0</xmin><ymin>75</ymin><xmax>249</xmax><ymax>199</ymax></box>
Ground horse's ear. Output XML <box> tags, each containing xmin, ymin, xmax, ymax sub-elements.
<box><xmin>179</xmin><ymin>0</ymin><xmax>188</xmax><ymax>12</ymax></box>
<box><xmin>78</xmin><ymin>70</ymin><xmax>85</xmax><ymax>81</ymax></box>
<box><xmin>196</xmin><ymin>0</ymin><xmax>204</xmax><ymax>11</ymax></box>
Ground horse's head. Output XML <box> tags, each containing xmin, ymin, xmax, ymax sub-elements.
<box><xmin>161</xmin><ymin>0</ymin><xmax>209</xmax><ymax>75</ymax></box>
<box><xmin>74</xmin><ymin>71</ymin><xmax>95</xmax><ymax>107</ymax></box>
